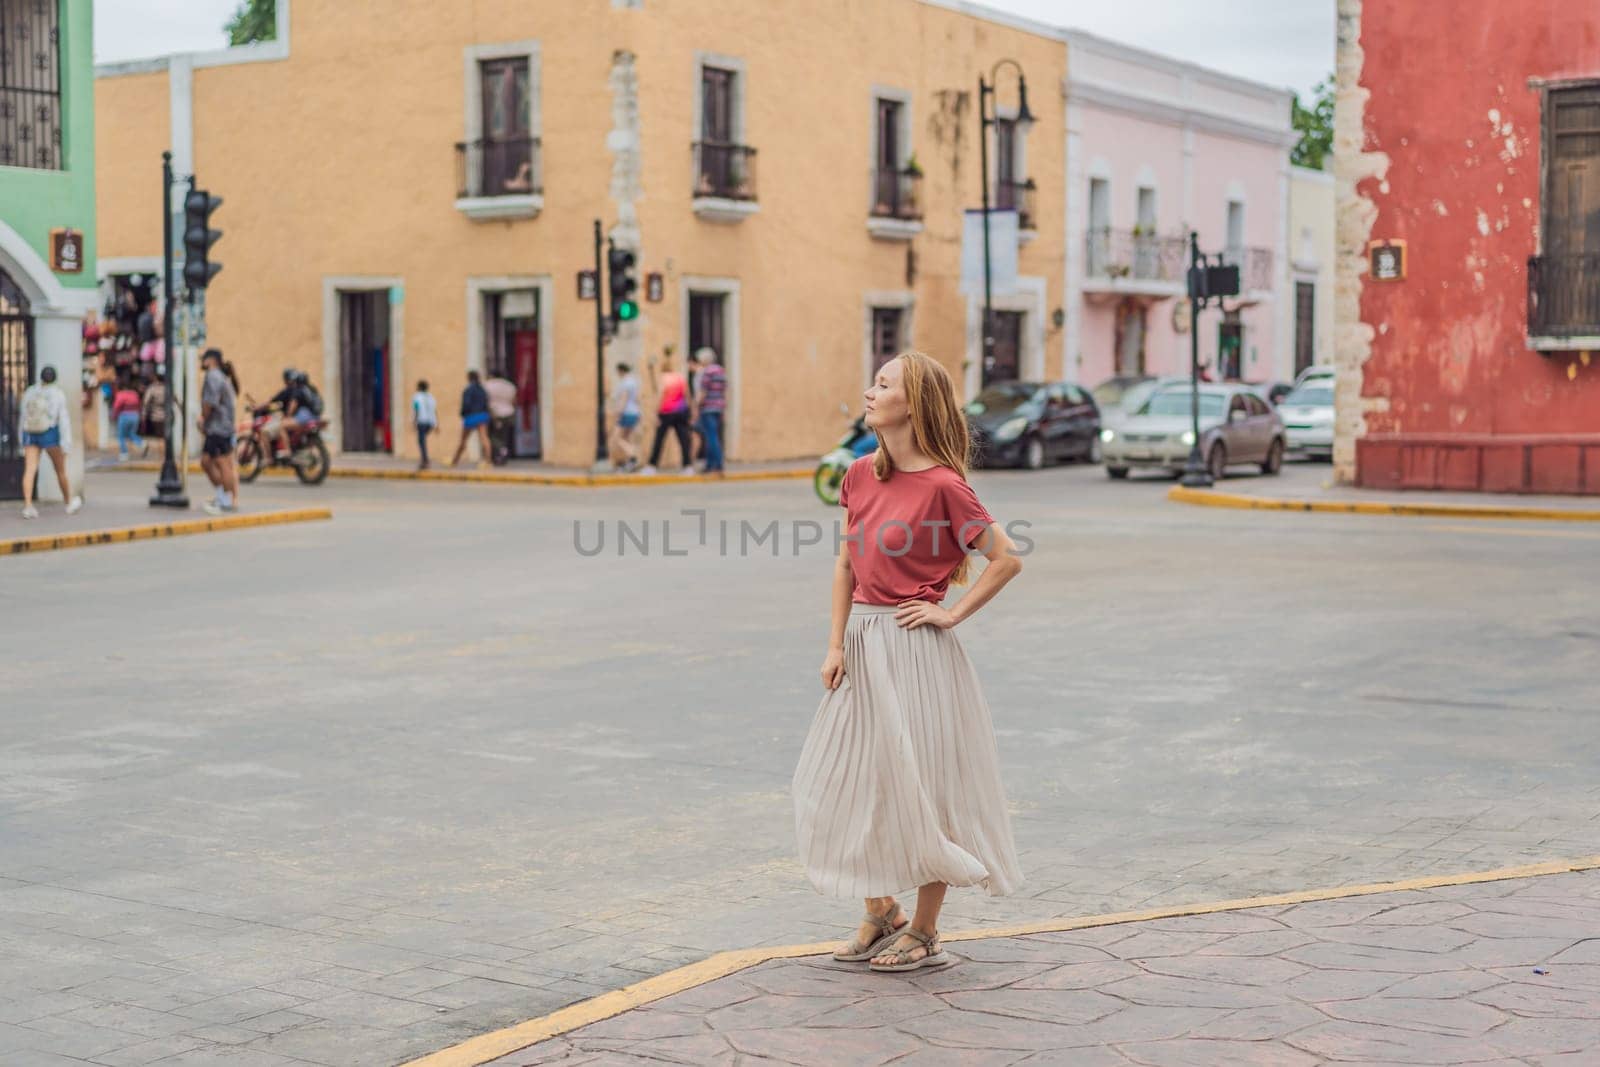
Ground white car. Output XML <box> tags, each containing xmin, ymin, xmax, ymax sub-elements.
<box><xmin>1279</xmin><ymin>380</ymin><xmax>1335</xmax><ymax>459</ymax></box>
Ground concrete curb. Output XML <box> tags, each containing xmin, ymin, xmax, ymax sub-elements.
<box><xmin>101</xmin><ymin>461</ymin><xmax>813</xmax><ymax>489</ymax></box>
<box><xmin>0</xmin><ymin>507</ymin><xmax>333</xmax><ymax>557</ymax></box>
<box><xmin>1169</xmin><ymin>484</ymin><xmax>1600</xmax><ymax>521</ymax></box>
<box><xmin>401</xmin><ymin>853</ymin><xmax>1600</xmax><ymax>1067</ymax></box>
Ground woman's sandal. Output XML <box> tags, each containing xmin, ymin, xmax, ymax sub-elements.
<box><xmin>832</xmin><ymin>903</ymin><xmax>908</xmax><ymax>962</ymax></box>
<box><xmin>868</xmin><ymin>926</ymin><xmax>954</xmax><ymax>972</ymax></box>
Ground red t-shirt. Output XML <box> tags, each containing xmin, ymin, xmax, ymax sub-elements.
<box><xmin>658</xmin><ymin>372</ymin><xmax>688</xmax><ymax>414</ymax></box>
<box><xmin>839</xmin><ymin>455</ymin><xmax>995</xmax><ymax>605</ymax></box>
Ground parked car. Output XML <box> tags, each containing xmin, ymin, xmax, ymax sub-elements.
<box><xmin>1294</xmin><ymin>364</ymin><xmax>1335</xmax><ymax>388</ymax></box>
<box><xmin>967</xmin><ymin>381</ymin><xmax>1102</xmax><ymax>469</ymax></box>
<box><xmin>1279</xmin><ymin>380</ymin><xmax>1335</xmax><ymax>459</ymax></box>
<box><xmin>1100</xmin><ymin>383</ymin><xmax>1286</xmax><ymax>480</ymax></box>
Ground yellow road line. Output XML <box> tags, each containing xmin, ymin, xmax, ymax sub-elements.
<box><xmin>103</xmin><ymin>461</ymin><xmax>810</xmax><ymax>488</ymax></box>
<box><xmin>402</xmin><ymin>853</ymin><xmax>1600</xmax><ymax>1067</ymax></box>
<box><xmin>1169</xmin><ymin>485</ymin><xmax>1600</xmax><ymax>522</ymax></box>
<box><xmin>1</xmin><ymin>507</ymin><xmax>332</xmax><ymax>557</ymax></box>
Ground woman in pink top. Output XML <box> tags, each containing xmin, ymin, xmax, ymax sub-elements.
<box><xmin>793</xmin><ymin>351</ymin><xmax>1025</xmax><ymax>973</ymax></box>
<box><xmin>642</xmin><ymin>352</ymin><xmax>694</xmax><ymax>476</ymax></box>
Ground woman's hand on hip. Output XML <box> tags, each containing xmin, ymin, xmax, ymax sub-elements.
<box><xmin>820</xmin><ymin>647</ymin><xmax>846</xmax><ymax>690</ymax></box>
<box><xmin>896</xmin><ymin>600</ymin><xmax>956</xmax><ymax>630</ymax></box>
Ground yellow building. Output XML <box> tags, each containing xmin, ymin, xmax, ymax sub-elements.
<box><xmin>94</xmin><ymin>0</ymin><xmax>1069</xmax><ymax>466</ymax></box>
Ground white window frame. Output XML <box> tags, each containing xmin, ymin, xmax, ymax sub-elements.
<box><xmin>465</xmin><ymin>275</ymin><xmax>555</xmax><ymax>462</ymax></box>
<box><xmin>867</xmin><ymin>85</ymin><xmax>922</xmax><ymax>240</ymax></box>
<box><xmin>680</xmin><ymin>275</ymin><xmax>741</xmax><ymax>456</ymax></box>
<box><xmin>862</xmin><ymin>290</ymin><xmax>916</xmax><ymax>389</ymax></box>
<box><xmin>990</xmin><ymin>104</ymin><xmax>1034</xmax><ymax>238</ymax></box>
<box><xmin>964</xmin><ymin>275</ymin><xmax>1048</xmax><ymax>397</ymax></box>
<box><xmin>320</xmin><ymin>275</ymin><xmax>405</xmax><ymax>457</ymax></box>
<box><xmin>457</xmin><ymin>40</ymin><xmax>543</xmax><ymax>220</ymax></box>
<box><xmin>692</xmin><ymin>52</ymin><xmax>757</xmax><ymax>222</ymax></box>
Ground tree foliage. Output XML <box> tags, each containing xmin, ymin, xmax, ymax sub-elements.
<box><xmin>1292</xmin><ymin>75</ymin><xmax>1335</xmax><ymax>170</ymax></box>
<box><xmin>225</xmin><ymin>0</ymin><xmax>275</xmax><ymax>47</ymax></box>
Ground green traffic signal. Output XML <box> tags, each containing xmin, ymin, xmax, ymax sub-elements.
<box><xmin>616</xmin><ymin>300</ymin><xmax>639</xmax><ymax>322</ymax></box>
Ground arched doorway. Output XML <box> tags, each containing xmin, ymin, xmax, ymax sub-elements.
<box><xmin>1</xmin><ymin>267</ymin><xmax>36</xmax><ymax>500</ymax></box>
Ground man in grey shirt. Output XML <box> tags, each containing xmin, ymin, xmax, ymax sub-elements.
<box><xmin>198</xmin><ymin>348</ymin><xmax>240</xmax><ymax>514</ymax></box>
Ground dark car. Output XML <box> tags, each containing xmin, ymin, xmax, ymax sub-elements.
<box><xmin>967</xmin><ymin>381</ymin><xmax>1103</xmax><ymax>469</ymax></box>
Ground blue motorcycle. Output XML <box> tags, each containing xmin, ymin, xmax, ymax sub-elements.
<box><xmin>814</xmin><ymin>410</ymin><xmax>877</xmax><ymax>505</ymax></box>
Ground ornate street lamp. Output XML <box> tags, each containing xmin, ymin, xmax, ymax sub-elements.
<box><xmin>978</xmin><ymin>60</ymin><xmax>1034</xmax><ymax>385</ymax></box>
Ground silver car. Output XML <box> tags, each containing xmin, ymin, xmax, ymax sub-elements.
<box><xmin>1099</xmin><ymin>383</ymin><xmax>1287</xmax><ymax>480</ymax></box>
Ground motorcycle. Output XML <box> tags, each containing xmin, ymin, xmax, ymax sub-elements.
<box><xmin>813</xmin><ymin>405</ymin><xmax>878</xmax><ymax>506</ymax></box>
<box><xmin>235</xmin><ymin>402</ymin><xmax>332</xmax><ymax>485</ymax></box>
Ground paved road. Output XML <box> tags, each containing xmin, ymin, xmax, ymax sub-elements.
<box><xmin>3</xmin><ymin>463</ymin><xmax>1597</xmax><ymax>1066</ymax></box>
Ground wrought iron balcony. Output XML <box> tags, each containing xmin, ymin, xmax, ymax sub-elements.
<box><xmin>1086</xmin><ymin>228</ymin><xmax>1188</xmax><ymax>284</ymax></box>
<box><xmin>1221</xmin><ymin>245</ymin><xmax>1276</xmax><ymax>293</ymax></box>
<box><xmin>995</xmin><ymin>178</ymin><xmax>1036</xmax><ymax>231</ymax></box>
<box><xmin>693</xmin><ymin>142</ymin><xmax>758</xmax><ymax>201</ymax></box>
<box><xmin>455</xmin><ymin>135</ymin><xmax>541</xmax><ymax>199</ymax></box>
<box><xmin>1528</xmin><ymin>254</ymin><xmax>1600</xmax><ymax>339</ymax></box>
<box><xmin>870</xmin><ymin>168</ymin><xmax>923</xmax><ymax>221</ymax></box>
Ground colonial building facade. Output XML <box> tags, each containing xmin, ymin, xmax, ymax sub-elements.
<box><xmin>95</xmin><ymin>1</ymin><xmax>1296</xmax><ymax>467</ymax></box>
<box><xmin>1062</xmin><ymin>30</ymin><xmax>1295</xmax><ymax>386</ymax></box>
<box><xmin>2</xmin><ymin>0</ymin><xmax>96</xmax><ymax>501</ymax></box>
<box><xmin>1334</xmin><ymin>0</ymin><xmax>1600</xmax><ymax>493</ymax></box>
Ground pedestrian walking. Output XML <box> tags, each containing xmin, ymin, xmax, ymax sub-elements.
<box><xmin>607</xmin><ymin>361</ymin><xmax>641</xmax><ymax>472</ymax></box>
<box><xmin>484</xmin><ymin>373</ymin><xmax>517</xmax><ymax>465</ymax></box>
<box><xmin>451</xmin><ymin>370</ymin><xmax>492</xmax><ymax>467</ymax></box>
<box><xmin>139</xmin><ymin>370</ymin><xmax>166</xmax><ymax>459</ymax></box>
<box><xmin>17</xmin><ymin>366</ymin><xmax>83</xmax><ymax>519</ymax></box>
<box><xmin>411</xmin><ymin>379</ymin><xmax>438</xmax><ymax>470</ymax></box>
<box><xmin>793</xmin><ymin>351</ymin><xmax>1024</xmax><ymax>973</ymax></box>
<box><xmin>689</xmin><ymin>346</ymin><xmax>727</xmax><ymax>475</ymax></box>
<box><xmin>641</xmin><ymin>352</ymin><xmax>693</xmax><ymax>476</ymax></box>
<box><xmin>197</xmin><ymin>348</ymin><xmax>239</xmax><ymax>514</ymax></box>
<box><xmin>110</xmin><ymin>377</ymin><xmax>143</xmax><ymax>461</ymax></box>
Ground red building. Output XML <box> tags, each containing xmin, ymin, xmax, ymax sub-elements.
<box><xmin>1335</xmin><ymin>0</ymin><xmax>1600</xmax><ymax>494</ymax></box>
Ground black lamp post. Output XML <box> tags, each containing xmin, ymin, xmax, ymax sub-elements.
<box><xmin>978</xmin><ymin>60</ymin><xmax>1033</xmax><ymax>386</ymax></box>
<box><xmin>1179</xmin><ymin>231</ymin><xmax>1241</xmax><ymax>488</ymax></box>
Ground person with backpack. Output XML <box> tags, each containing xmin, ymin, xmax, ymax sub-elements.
<box><xmin>411</xmin><ymin>379</ymin><xmax>438</xmax><ymax>470</ymax></box>
<box><xmin>18</xmin><ymin>366</ymin><xmax>83</xmax><ymax>519</ymax></box>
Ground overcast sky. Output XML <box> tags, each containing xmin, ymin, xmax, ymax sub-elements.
<box><xmin>93</xmin><ymin>0</ymin><xmax>1334</xmax><ymax>99</ymax></box>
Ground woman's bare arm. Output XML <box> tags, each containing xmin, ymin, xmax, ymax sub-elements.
<box><xmin>821</xmin><ymin>539</ymin><xmax>854</xmax><ymax>688</ymax></box>
<box><xmin>946</xmin><ymin>523</ymin><xmax>1022</xmax><ymax>625</ymax></box>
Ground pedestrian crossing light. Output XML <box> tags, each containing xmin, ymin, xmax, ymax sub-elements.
<box><xmin>182</xmin><ymin>189</ymin><xmax>223</xmax><ymax>290</ymax></box>
<box><xmin>607</xmin><ymin>243</ymin><xmax>638</xmax><ymax>325</ymax></box>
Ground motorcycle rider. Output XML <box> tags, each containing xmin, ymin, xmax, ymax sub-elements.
<box><xmin>263</xmin><ymin>368</ymin><xmax>317</xmax><ymax>460</ymax></box>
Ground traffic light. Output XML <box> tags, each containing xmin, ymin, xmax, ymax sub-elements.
<box><xmin>607</xmin><ymin>243</ymin><xmax>638</xmax><ymax>326</ymax></box>
<box><xmin>182</xmin><ymin>189</ymin><xmax>223</xmax><ymax>290</ymax></box>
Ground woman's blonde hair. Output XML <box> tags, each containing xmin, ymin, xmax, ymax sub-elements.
<box><xmin>871</xmin><ymin>351</ymin><xmax>981</xmax><ymax>586</ymax></box>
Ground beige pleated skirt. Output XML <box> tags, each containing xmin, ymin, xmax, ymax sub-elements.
<box><xmin>792</xmin><ymin>603</ymin><xmax>1023</xmax><ymax>899</ymax></box>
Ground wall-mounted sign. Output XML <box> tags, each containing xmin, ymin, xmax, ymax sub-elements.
<box><xmin>646</xmin><ymin>271</ymin><xmax>664</xmax><ymax>303</ymax></box>
<box><xmin>49</xmin><ymin>228</ymin><xmax>83</xmax><ymax>273</ymax></box>
<box><xmin>577</xmin><ymin>269</ymin><xmax>597</xmax><ymax>301</ymax></box>
<box><xmin>1369</xmin><ymin>239</ymin><xmax>1406</xmax><ymax>281</ymax></box>
<box><xmin>1172</xmin><ymin>298</ymin><xmax>1190</xmax><ymax>333</ymax></box>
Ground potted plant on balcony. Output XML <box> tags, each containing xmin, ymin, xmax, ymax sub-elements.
<box><xmin>904</xmin><ymin>153</ymin><xmax>923</xmax><ymax>177</ymax></box>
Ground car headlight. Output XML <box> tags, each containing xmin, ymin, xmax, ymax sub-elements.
<box><xmin>1099</xmin><ymin>428</ymin><xmax>1115</xmax><ymax>443</ymax></box>
<box><xmin>1180</xmin><ymin>430</ymin><xmax>1196</xmax><ymax>446</ymax></box>
<box><xmin>995</xmin><ymin>416</ymin><xmax>1029</xmax><ymax>443</ymax></box>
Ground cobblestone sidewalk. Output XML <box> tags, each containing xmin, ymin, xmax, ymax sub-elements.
<box><xmin>488</xmin><ymin>867</ymin><xmax>1600</xmax><ymax>1066</ymax></box>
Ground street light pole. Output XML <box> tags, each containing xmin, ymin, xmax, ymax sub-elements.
<box><xmin>1180</xmin><ymin>230</ymin><xmax>1214</xmax><ymax>488</ymax></box>
<box><xmin>593</xmin><ymin>218</ymin><xmax>607</xmax><ymax>466</ymax></box>
<box><xmin>150</xmin><ymin>150</ymin><xmax>188</xmax><ymax>508</ymax></box>
<box><xmin>976</xmin><ymin>60</ymin><xmax>1032</xmax><ymax>388</ymax></box>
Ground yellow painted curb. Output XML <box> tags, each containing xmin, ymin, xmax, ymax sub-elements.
<box><xmin>1</xmin><ymin>507</ymin><xmax>333</xmax><ymax>556</ymax></box>
<box><xmin>402</xmin><ymin>853</ymin><xmax>1600</xmax><ymax>1067</ymax></box>
<box><xmin>103</xmin><ymin>461</ymin><xmax>811</xmax><ymax>488</ymax></box>
<box><xmin>1168</xmin><ymin>484</ymin><xmax>1600</xmax><ymax>522</ymax></box>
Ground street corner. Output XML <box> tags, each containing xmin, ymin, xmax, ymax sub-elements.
<box><xmin>407</xmin><ymin>857</ymin><xmax>1600</xmax><ymax>1067</ymax></box>
<box><xmin>0</xmin><ymin>504</ymin><xmax>332</xmax><ymax>556</ymax></box>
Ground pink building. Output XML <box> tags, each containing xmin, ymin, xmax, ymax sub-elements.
<box><xmin>1062</xmin><ymin>31</ymin><xmax>1296</xmax><ymax>389</ymax></box>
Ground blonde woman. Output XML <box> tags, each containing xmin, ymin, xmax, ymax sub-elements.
<box><xmin>793</xmin><ymin>352</ymin><xmax>1024</xmax><ymax>972</ymax></box>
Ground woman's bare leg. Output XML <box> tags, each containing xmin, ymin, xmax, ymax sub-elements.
<box><xmin>870</xmin><ymin>882</ymin><xmax>947</xmax><ymax>966</ymax></box>
<box><xmin>843</xmin><ymin>895</ymin><xmax>902</xmax><ymax>955</ymax></box>
<box><xmin>46</xmin><ymin>446</ymin><xmax>71</xmax><ymax>501</ymax></box>
<box><xmin>21</xmin><ymin>446</ymin><xmax>40</xmax><ymax>507</ymax></box>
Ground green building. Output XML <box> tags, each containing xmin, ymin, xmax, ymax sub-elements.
<box><xmin>2</xmin><ymin>0</ymin><xmax>95</xmax><ymax>501</ymax></box>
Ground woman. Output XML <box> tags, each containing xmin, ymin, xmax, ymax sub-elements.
<box><xmin>793</xmin><ymin>351</ymin><xmax>1024</xmax><ymax>973</ymax></box>
<box><xmin>641</xmin><ymin>352</ymin><xmax>694</xmax><ymax>476</ymax></box>
<box><xmin>608</xmin><ymin>361</ymin><xmax>642</xmax><ymax>472</ymax></box>
<box><xmin>110</xmin><ymin>377</ymin><xmax>143</xmax><ymax>460</ymax></box>
<box><xmin>140</xmin><ymin>370</ymin><xmax>167</xmax><ymax>459</ymax></box>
